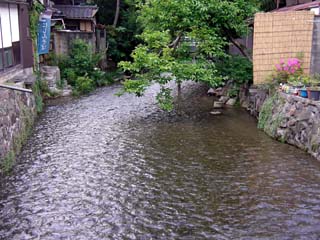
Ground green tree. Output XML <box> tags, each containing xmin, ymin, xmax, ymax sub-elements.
<box><xmin>95</xmin><ymin>0</ymin><xmax>141</xmax><ymax>63</ymax></box>
<box><xmin>119</xmin><ymin>0</ymin><xmax>258</xmax><ymax>111</ymax></box>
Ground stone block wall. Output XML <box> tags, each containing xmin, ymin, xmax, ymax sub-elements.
<box><xmin>249</xmin><ymin>91</ymin><xmax>320</xmax><ymax>161</ymax></box>
<box><xmin>0</xmin><ymin>88</ymin><xmax>36</xmax><ymax>171</ymax></box>
<box><xmin>239</xmin><ymin>85</ymin><xmax>269</xmax><ymax>118</ymax></box>
<box><xmin>41</xmin><ymin>66</ymin><xmax>61</xmax><ymax>92</ymax></box>
<box><xmin>267</xmin><ymin>93</ymin><xmax>320</xmax><ymax>160</ymax></box>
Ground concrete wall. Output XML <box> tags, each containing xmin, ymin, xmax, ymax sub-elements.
<box><xmin>53</xmin><ymin>31</ymin><xmax>96</xmax><ymax>55</ymax></box>
<box><xmin>0</xmin><ymin>88</ymin><xmax>36</xmax><ymax>172</ymax></box>
<box><xmin>310</xmin><ymin>16</ymin><xmax>320</xmax><ymax>75</ymax></box>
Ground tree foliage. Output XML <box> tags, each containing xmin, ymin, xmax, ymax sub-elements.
<box><xmin>119</xmin><ymin>0</ymin><xmax>258</xmax><ymax>110</ymax></box>
<box><xmin>95</xmin><ymin>0</ymin><xmax>141</xmax><ymax>63</ymax></box>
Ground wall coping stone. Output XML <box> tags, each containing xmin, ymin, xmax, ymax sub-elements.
<box><xmin>279</xmin><ymin>92</ymin><xmax>320</xmax><ymax>107</ymax></box>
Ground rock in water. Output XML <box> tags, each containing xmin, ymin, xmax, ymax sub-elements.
<box><xmin>226</xmin><ymin>98</ymin><xmax>237</xmax><ymax>106</ymax></box>
<box><xmin>207</xmin><ymin>88</ymin><xmax>215</xmax><ymax>96</ymax></box>
<box><xmin>213</xmin><ymin>101</ymin><xmax>224</xmax><ymax>109</ymax></box>
<box><xmin>219</xmin><ymin>96</ymin><xmax>229</xmax><ymax>104</ymax></box>
<box><xmin>210</xmin><ymin>111</ymin><xmax>222</xmax><ymax>115</ymax></box>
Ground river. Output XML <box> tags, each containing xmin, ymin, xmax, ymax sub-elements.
<box><xmin>1</xmin><ymin>83</ymin><xmax>320</xmax><ymax>239</ymax></box>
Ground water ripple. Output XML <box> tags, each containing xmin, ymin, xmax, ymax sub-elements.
<box><xmin>1</xmin><ymin>83</ymin><xmax>320</xmax><ymax>239</ymax></box>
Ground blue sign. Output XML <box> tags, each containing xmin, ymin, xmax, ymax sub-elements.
<box><xmin>37</xmin><ymin>17</ymin><xmax>51</xmax><ymax>55</ymax></box>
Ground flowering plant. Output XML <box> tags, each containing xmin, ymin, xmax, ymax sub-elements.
<box><xmin>274</xmin><ymin>58</ymin><xmax>303</xmax><ymax>83</ymax></box>
<box><xmin>275</xmin><ymin>58</ymin><xmax>302</xmax><ymax>74</ymax></box>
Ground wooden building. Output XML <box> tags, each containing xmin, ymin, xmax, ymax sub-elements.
<box><xmin>0</xmin><ymin>0</ymin><xmax>33</xmax><ymax>82</ymax></box>
<box><xmin>47</xmin><ymin>0</ymin><xmax>106</xmax><ymax>63</ymax></box>
<box><xmin>52</xmin><ymin>4</ymin><xmax>98</xmax><ymax>32</ymax></box>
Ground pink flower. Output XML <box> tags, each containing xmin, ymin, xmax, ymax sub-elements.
<box><xmin>275</xmin><ymin>64</ymin><xmax>282</xmax><ymax>71</ymax></box>
<box><xmin>275</xmin><ymin>58</ymin><xmax>302</xmax><ymax>75</ymax></box>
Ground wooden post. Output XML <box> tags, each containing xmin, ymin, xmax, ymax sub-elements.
<box><xmin>276</xmin><ymin>0</ymin><xmax>280</xmax><ymax>9</ymax></box>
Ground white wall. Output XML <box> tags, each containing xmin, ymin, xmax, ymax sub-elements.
<box><xmin>0</xmin><ymin>3</ymin><xmax>12</xmax><ymax>48</ymax></box>
<box><xmin>9</xmin><ymin>4</ymin><xmax>19</xmax><ymax>42</ymax></box>
<box><xmin>0</xmin><ymin>3</ymin><xmax>20</xmax><ymax>49</ymax></box>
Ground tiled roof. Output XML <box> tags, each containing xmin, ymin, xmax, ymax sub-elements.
<box><xmin>272</xmin><ymin>0</ymin><xmax>320</xmax><ymax>12</ymax></box>
<box><xmin>53</xmin><ymin>5</ymin><xmax>98</xmax><ymax>20</ymax></box>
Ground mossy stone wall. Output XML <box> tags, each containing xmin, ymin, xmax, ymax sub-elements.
<box><xmin>0</xmin><ymin>88</ymin><xmax>36</xmax><ymax>174</ymax></box>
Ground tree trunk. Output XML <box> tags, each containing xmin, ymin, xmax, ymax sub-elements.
<box><xmin>113</xmin><ymin>0</ymin><xmax>120</xmax><ymax>27</ymax></box>
<box><xmin>229</xmin><ymin>37</ymin><xmax>253</xmax><ymax>62</ymax></box>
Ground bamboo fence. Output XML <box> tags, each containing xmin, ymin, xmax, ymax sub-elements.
<box><xmin>253</xmin><ymin>11</ymin><xmax>314</xmax><ymax>84</ymax></box>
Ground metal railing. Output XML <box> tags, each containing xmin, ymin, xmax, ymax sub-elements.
<box><xmin>0</xmin><ymin>84</ymin><xmax>32</xmax><ymax>93</ymax></box>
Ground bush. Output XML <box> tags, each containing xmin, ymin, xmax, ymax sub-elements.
<box><xmin>215</xmin><ymin>55</ymin><xmax>253</xmax><ymax>98</ymax></box>
<box><xmin>216</xmin><ymin>55</ymin><xmax>253</xmax><ymax>85</ymax></box>
<box><xmin>64</xmin><ymin>68</ymin><xmax>77</xmax><ymax>86</ymax></box>
<box><xmin>74</xmin><ymin>76</ymin><xmax>95</xmax><ymax>95</ymax></box>
<box><xmin>51</xmin><ymin>39</ymin><xmax>112</xmax><ymax>95</ymax></box>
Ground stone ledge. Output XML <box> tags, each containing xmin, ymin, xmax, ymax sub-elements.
<box><xmin>279</xmin><ymin>92</ymin><xmax>320</xmax><ymax>106</ymax></box>
<box><xmin>0</xmin><ymin>65</ymin><xmax>23</xmax><ymax>84</ymax></box>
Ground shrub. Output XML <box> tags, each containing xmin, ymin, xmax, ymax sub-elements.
<box><xmin>51</xmin><ymin>39</ymin><xmax>110</xmax><ymax>95</ymax></box>
<box><xmin>74</xmin><ymin>76</ymin><xmax>95</xmax><ymax>95</ymax></box>
<box><xmin>64</xmin><ymin>68</ymin><xmax>77</xmax><ymax>86</ymax></box>
<box><xmin>215</xmin><ymin>55</ymin><xmax>253</xmax><ymax>98</ymax></box>
<box><xmin>216</xmin><ymin>55</ymin><xmax>253</xmax><ymax>85</ymax></box>
<box><xmin>69</xmin><ymin>39</ymin><xmax>101</xmax><ymax>77</ymax></box>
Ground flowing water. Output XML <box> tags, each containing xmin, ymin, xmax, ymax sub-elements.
<box><xmin>1</xmin><ymin>83</ymin><xmax>320</xmax><ymax>239</ymax></box>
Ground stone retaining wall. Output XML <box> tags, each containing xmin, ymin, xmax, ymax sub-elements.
<box><xmin>239</xmin><ymin>85</ymin><xmax>269</xmax><ymax>118</ymax></box>
<box><xmin>242</xmin><ymin>88</ymin><xmax>320</xmax><ymax>161</ymax></box>
<box><xmin>261</xmin><ymin>93</ymin><xmax>320</xmax><ymax>160</ymax></box>
<box><xmin>0</xmin><ymin>88</ymin><xmax>36</xmax><ymax>173</ymax></box>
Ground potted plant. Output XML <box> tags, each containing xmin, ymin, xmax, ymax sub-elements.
<box><xmin>299</xmin><ymin>88</ymin><xmax>308</xmax><ymax>98</ymax></box>
<box><xmin>307</xmin><ymin>77</ymin><xmax>320</xmax><ymax>101</ymax></box>
<box><xmin>294</xmin><ymin>75</ymin><xmax>309</xmax><ymax>98</ymax></box>
<box><xmin>288</xmin><ymin>76</ymin><xmax>303</xmax><ymax>95</ymax></box>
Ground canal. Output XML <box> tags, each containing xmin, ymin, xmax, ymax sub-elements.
<box><xmin>1</xmin><ymin>83</ymin><xmax>320</xmax><ymax>239</ymax></box>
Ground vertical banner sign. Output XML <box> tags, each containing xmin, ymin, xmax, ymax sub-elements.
<box><xmin>37</xmin><ymin>10</ymin><xmax>52</xmax><ymax>55</ymax></box>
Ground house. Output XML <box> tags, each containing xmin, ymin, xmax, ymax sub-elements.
<box><xmin>0</xmin><ymin>0</ymin><xmax>34</xmax><ymax>84</ymax></box>
<box><xmin>275</xmin><ymin>0</ymin><xmax>315</xmax><ymax>8</ymax></box>
<box><xmin>42</xmin><ymin>0</ymin><xmax>106</xmax><ymax>61</ymax></box>
<box><xmin>229</xmin><ymin>0</ymin><xmax>320</xmax><ymax>58</ymax></box>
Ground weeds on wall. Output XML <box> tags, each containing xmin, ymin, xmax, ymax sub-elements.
<box><xmin>1</xmin><ymin>151</ymin><xmax>15</xmax><ymax>175</ymax></box>
<box><xmin>30</xmin><ymin>2</ymin><xmax>45</xmax><ymax>70</ymax></box>
<box><xmin>258</xmin><ymin>93</ymin><xmax>284</xmax><ymax>138</ymax></box>
<box><xmin>1</xmin><ymin>104</ymin><xmax>35</xmax><ymax>175</ymax></box>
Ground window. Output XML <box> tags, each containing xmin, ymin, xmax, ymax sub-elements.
<box><xmin>4</xmin><ymin>48</ymin><xmax>13</xmax><ymax>68</ymax></box>
<box><xmin>0</xmin><ymin>3</ymin><xmax>21</xmax><ymax>71</ymax></box>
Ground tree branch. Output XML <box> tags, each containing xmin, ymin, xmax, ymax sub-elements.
<box><xmin>228</xmin><ymin>37</ymin><xmax>252</xmax><ymax>62</ymax></box>
<box><xmin>169</xmin><ymin>33</ymin><xmax>182</xmax><ymax>50</ymax></box>
<box><xmin>113</xmin><ymin>0</ymin><xmax>120</xmax><ymax>27</ymax></box>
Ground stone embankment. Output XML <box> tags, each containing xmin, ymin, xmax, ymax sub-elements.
<box><xmin>0</xmin><ymin>66</ymin><xmax>66</xmax><ymax>173</ymax></box>
<box><xmin>0</xmin><ymin>88</ymin><xmax>36</xmax><ymax>173</ymax></box>
<box><xmin>240</xmin><ymin>86</ymin><xmax>320</xmax><ymax>161</ymax></box>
